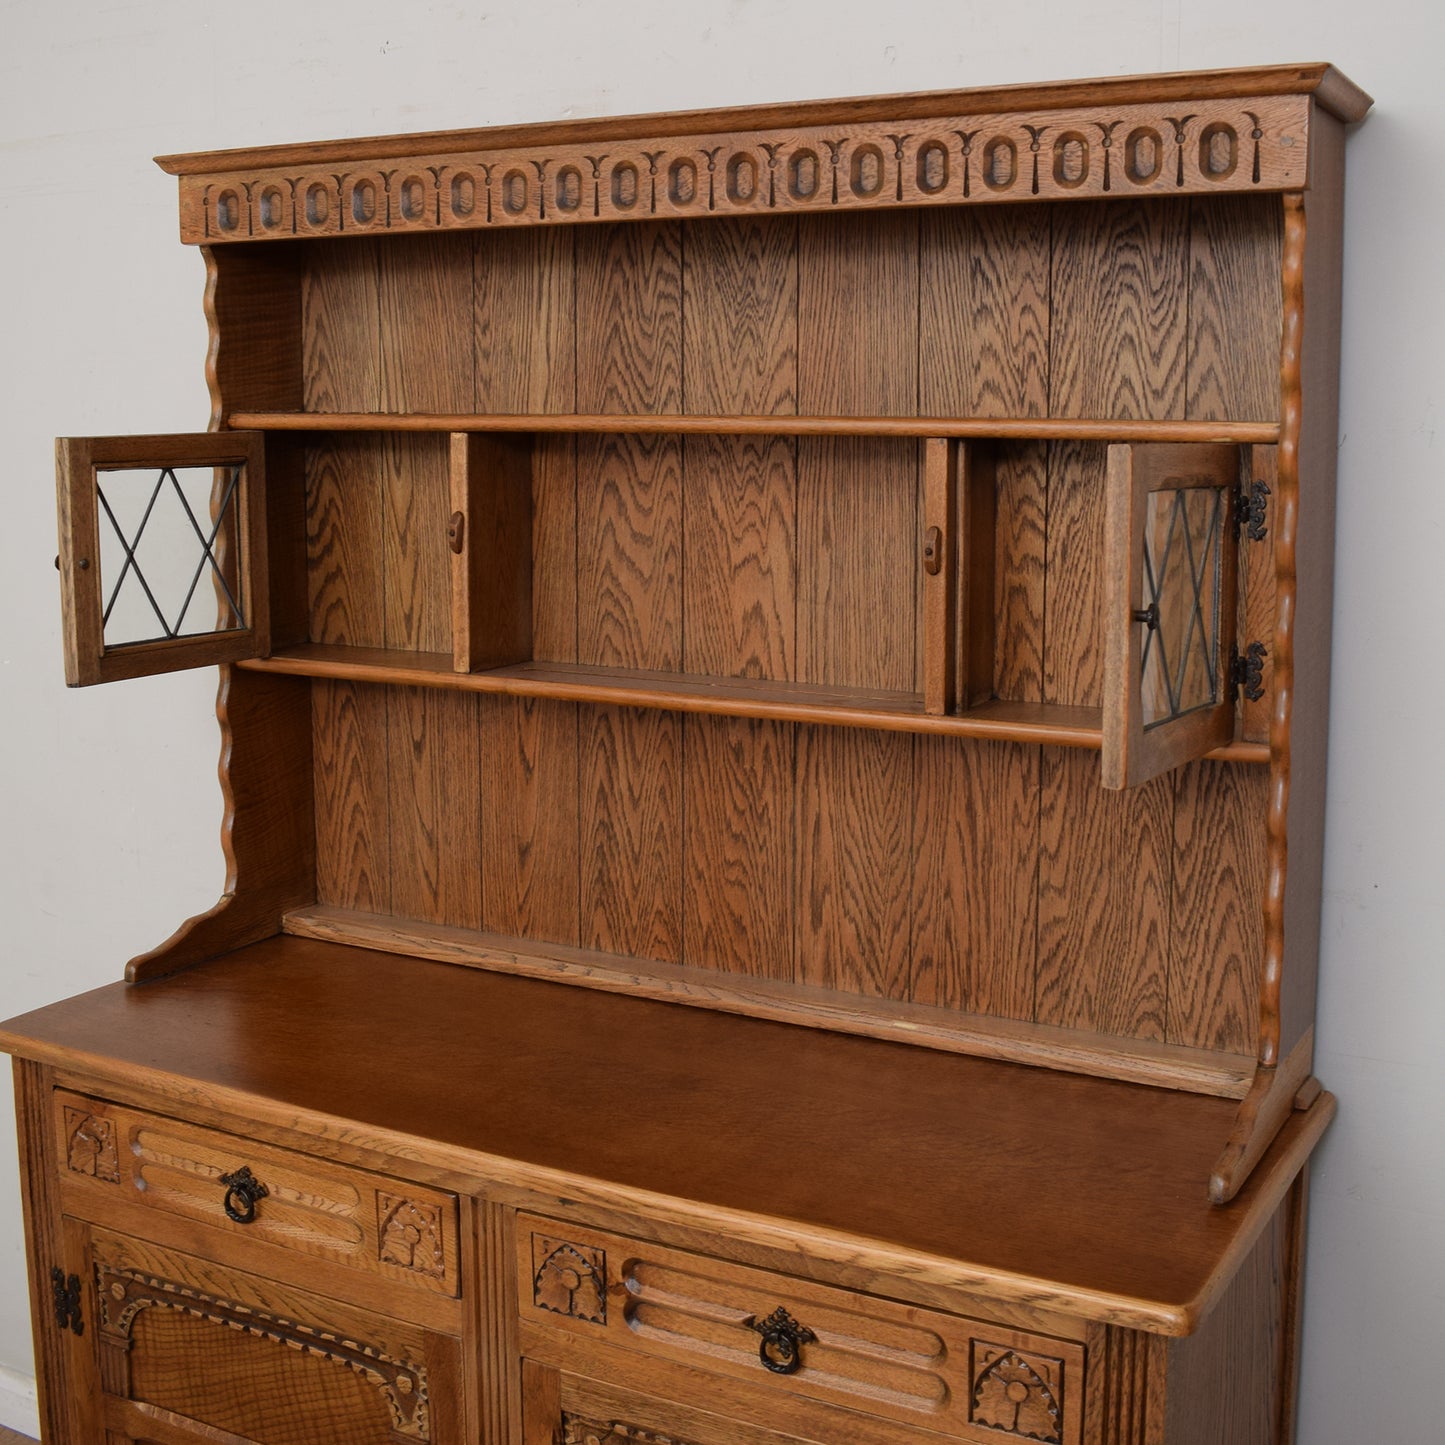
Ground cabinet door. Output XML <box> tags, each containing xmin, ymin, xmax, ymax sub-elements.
<box><xmin>59</xmin><ymin>1221</ymin><xmax>457</xmax><ymax>1444</ymax></box>
<box><xmin>56</xmin><ymin>431</ymin><xmax>268</xmax><ymax>685</ymax></box>
<box><xmin>1102</xmin><ymin>442</ymin><xmax>1240</xmax><ymax>789</ymax></box>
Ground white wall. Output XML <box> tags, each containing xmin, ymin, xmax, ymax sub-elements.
<box><xmin>2</xmin><ymin>2</ymin><xmax>1440</xmax><ymax>1438</ymax></box>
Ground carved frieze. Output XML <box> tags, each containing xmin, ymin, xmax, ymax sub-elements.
<box><xmin>969</xmin><ymin>1339</ymin><xmax>1067</xmax><ymax>1443</ymax></box>
<box><xmin>378</xmin><ymin>1193</ymin><xmax>446</xmax><ymax>1280</ymax></box>
<box><xmin>64</xmin><ymin>1107</ymin><xmax>120</xmax><ymax>1183</ymax></box>
<box><xmin>177</xmin><ymin>94</ymin><xmax>1308</xmax><ymax>245</ymax></box>
<box><xmin>532</xmin><ymin>1234</ymin><xmax>608</xmax><ymax>1324</ymax></box>
<box><xmin>95</xmin><ymin>1262</ymin><xmax>431</xmax><ymax>1440</ymax></box>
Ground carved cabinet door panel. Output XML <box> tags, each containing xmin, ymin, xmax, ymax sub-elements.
<box><xmin>55</xmin><ymin>431</ymin><xmax>269</xmax><ymax>686</ymax></box>
<box><xmin>60</xmin><ymin>1220</ymin><xmax>461</xmax><ymax>1445</ymax></box>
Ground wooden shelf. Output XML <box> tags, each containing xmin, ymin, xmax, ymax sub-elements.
<box><xmin>237</xmin><ymin>645</ymin><xmax>1270</xmax><ymax>760</ymax></box>
<box><xmin>228</xmin><ymin>410</ymin><xmax>1282</xmax><ymax>444</ymax></box>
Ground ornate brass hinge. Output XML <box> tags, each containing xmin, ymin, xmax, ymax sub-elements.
<box><xmin>1231</xmin><ymin>641</ymin><xmax>1268</xmax><ymax>701</ymax></box>
<box><xmin>1235</xmin><ymin>479</ymin><xmax>1270</xmax><ymax>541</ymax></box>
<box><xmin>50</xmin><ymin>1266</ymin><xmax>83</xmax><ymax>1335</ymax></box>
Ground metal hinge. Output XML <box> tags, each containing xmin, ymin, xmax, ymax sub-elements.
<box><xmin>50</xmin><ymin>1266</ymin><xmax>83</xmax><ymax>1336</ymax></box>
<box><xmin>1231</xmin><ymin>641</ymin><xmax>1268</xmax><ymax>701</ymax></box>
<box><xmin>1235</xmin><ymin>479</ymin><xmax>1270</xmax><ymax>541</ymax></box>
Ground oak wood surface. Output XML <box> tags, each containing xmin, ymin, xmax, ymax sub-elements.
<box><xmin>0</xmin><ymin>934</ymin><xmax>1330</xmax><ymax>1334</ymax></box>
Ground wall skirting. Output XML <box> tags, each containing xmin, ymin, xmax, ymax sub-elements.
<box><xmin>0</xmin><ymin>1365</ymin><xmax>39</xmax><ymax>1438</ymax></box>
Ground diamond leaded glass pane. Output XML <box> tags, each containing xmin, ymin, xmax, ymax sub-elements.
<box><xmin>95</xmin><ymin>465</ymin><xmax>247</xmax><ymax>648</ymax></box>
<box><xmin>1140</xmin><ymin>486</ymin><xmax>1223</xmax><ymax>728</ymax></box>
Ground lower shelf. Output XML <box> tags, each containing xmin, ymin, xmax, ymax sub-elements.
<box><xmin>239</xmin><ymin>645</ymin><xmax>1269</xmax><ymax>760</ymax></box>
<box><xmin>282</xmin><ymin>903</ymin><xmax>1257</xmax><ymax>1099</ymax></box>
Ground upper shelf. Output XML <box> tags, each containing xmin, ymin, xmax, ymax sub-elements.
<box><xmin>230</xmin><ymin>412</ymin><xmax>1282</xmax><ymax>443</ymax></box>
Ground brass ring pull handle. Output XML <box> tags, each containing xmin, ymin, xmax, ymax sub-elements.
<box><xmin>219</xmin><ymin>1166</ymin><xmax>269</xmax><ymax>1224</ymax></box>
<box><xmin>747</xmin><ymin>1306</ymin><xmax>816</xmax><ymax>1376</ymax></box>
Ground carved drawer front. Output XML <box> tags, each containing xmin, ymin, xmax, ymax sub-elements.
<box><xmin>516</xmin><ymin>1215</ymin><xmax>1085</xmax><ymax>1445</ymax></box>
<box><xmin>55</xmin><ymin>1091</ymin><xmax>460</xmax><ymax>1297</ymax></box>
<box><xmin>85</xmin><ymin>1225</ymin><xmax>456</xmax><ymax>1444</ymax></box>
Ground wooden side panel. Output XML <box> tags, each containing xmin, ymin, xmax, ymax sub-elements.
<box><xmin>1163</xmin><ymin>1202</ymin><xmax>1289</xmax><ymax>1444</ymax></box>
<box><xmin>576</xmin><ymin>224</ymin><xmax>685</xmax><ymax>959</ymax></box>
<box><xmin>1036</xmin><ymin>199</ymin><xmax>1187</xmax><ymax>1041</ymax></box>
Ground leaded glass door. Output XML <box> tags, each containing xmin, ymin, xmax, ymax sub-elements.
<box><xmin>1102</xmin><ymin>441</ymin><xmax>1240</xmax><ymax>789</ymax></box>
<box><xmin>56</xmin><ymin>431</ymin><xmax>268</xmax><ymax>685</ymax></box>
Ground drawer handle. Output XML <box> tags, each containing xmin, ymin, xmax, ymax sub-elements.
<box><xmin>219</xmin><ymin>1166</ymin><xmax>269</xmax><ymax>1224</ymax></box>
<box><xmin>747</xmin><ymin>1306</ymin><xmax>816</xmax><ymax>1376</ymax></box>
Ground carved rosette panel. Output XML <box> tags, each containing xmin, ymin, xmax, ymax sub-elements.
<box><xmin>94</xmin><ymin>1263</ymin><xmax>431</xmax><ymax>1441</ymax></box>
<box><xmin>64</xmin><ymin>1107</ymin><xmax>120</xmax><ymax>1183</ymax></box>
<box><xmin>532</xmin><ymin>1234</ymin><xmax>608</xmax><ymax>1324</ymax></box>
<box><xmin>969</xmin><ymin>1339</ymin><xmax>1066</xmax><ymax>1443</ymax></box>
<box><xmin>563</xmin><ymin>1416</ymin><xmax>696</xmax><ymax>1445</ymax></box>
<box><xmin>378</xmin><ymin>1193</ymin><xmax>446</xmax><ymax>1280</ymax></box>
<box><xmin>178</xmin><ymin>94</ymin><xmax>1308</xmax><ymax>244</ymax></box>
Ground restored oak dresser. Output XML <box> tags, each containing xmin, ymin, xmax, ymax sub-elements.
<box><xmin>5</xmin><ymin>61</ymin><xmax>1369</xmax><ymax>1444</ymax></box>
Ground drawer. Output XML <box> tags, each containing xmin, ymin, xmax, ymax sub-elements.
<box><xmin>516</xmin><ymin>1214</ymin><xmax>1085</xmax><ymax>1445</ymax></box>
<box><xmin>55</xmin><ymin>1090</ymin><xmax>460</xmax><ymax>1297</ymax></box>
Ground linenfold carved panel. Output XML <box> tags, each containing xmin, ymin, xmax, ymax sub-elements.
<box><xmin>969</xmin><ymin>1338</ymin><xmax>1067</xmax><ymax>1443</ymax></box>
<box><xmin>95</xmin><ymin>1261</ymin><xmax>431</xmax><ymax>1440</ymax></box>
<box><xmin>532</xmin><ymin>1233</ymin><xmax>608</xmax><ymax>1323</ymax></box>
<box><xmin>64</xmin><ymin>1107</ymin><xmax>120</xmax><ymax>1183</ymax></box>
<box><xmin>177</xmin><ymin>93</ymin><xmax>1308</xmax><ymax>243</ymax></box>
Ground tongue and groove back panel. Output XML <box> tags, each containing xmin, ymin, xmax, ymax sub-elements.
<box><xmin>297</xmin><ymin>193</ymin><xmax>1281</xmax><ymax>1058</ymax></box>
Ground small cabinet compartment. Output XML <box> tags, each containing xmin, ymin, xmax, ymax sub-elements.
<box><xmin>54</xmin><ymin>1091</ymin><xmax>460</xmax><ymax>1297</ymax></box>
<box><xmin>64</xmin><ymin>1223</ymin><xmax>459</xmax><ymax>1444</ymax></box>
<box><xmin>55</xmin><ymin>430</ymin><xmax>268</xmax><ymax>684</ymax></box>
<box><xmin>516</xmin><ymin>1213</ymin><xmax>1085</xmax><ymax>1445</ymax></box>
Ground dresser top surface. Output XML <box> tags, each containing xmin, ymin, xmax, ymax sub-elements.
<box><xmin>1</xmin><ymin>934</ymin><xmax>1330</xmax><ymax>1334</ymax></box>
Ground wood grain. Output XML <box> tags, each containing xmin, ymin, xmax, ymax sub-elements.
<box><xmin>911</xmin><ymin>739</ymin><xmax>1039</xmax><ymax>1016</ymax></box>
<box><xmin>1168</xmin><ymin>763</ymin><xmax>1267</xmax><ymax>1053</ymax></box>
<box><xmin>992</xmin><ymin>442</ymin><xmax>1047</xmax><ymax>702</ymax></box>
<box><xmin>683</xmin><ymin>717</ymin><xmax>794</xmax><ymax>978</ymax></box>
<box><xmin>1037</xmin><ymin>752</ymin><xmax>1172</xmax><ymax>1041</ymax></box>
<box><xmin>312</xmin><ymin>679</ymin><xmax>389</xmax><ymax>914</ymax></box>
<box><xmin>796</xmin><ymin>726</ymin><xmax>912</xmax><ymax>1000</ymax></box>
<box><xmin>480</xmin><ymin>696</ymin><xmax>581</xmax><ymax>946</ymax></box>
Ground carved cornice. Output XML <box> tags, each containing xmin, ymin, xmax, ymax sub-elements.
<box><xmin>176</xmin><ymin>94</ymin><xmax>1309</xmax><ymax>245</ymax></box>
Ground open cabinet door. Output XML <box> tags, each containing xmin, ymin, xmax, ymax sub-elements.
<box><xmin>56</xmin><ymin>431</ymin><xmax>268</xmax><ymax>685</ymax></box>
<box><xmin>1102</xmin><ymin>441</ymin><xmax>1240</xmax><ymax>789</ymax></box>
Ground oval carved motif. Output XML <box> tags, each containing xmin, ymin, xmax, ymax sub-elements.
<box><xmin>1124</xmin><ymin>127</ymin><xmax>1163</xmax><ymax>184</ymax></box>
<box><xmin>668</xmin><ymin>158</ymin><xmax>697</xmax><ymax>206</ymax></box>
<box><xmin>982</xmin><ymin>136</ymin><xmax>1016</xmax><ymax>190</ymax></box>
<box><xmin>351</xmin><ymin>179</ymin><xmax>377</xmax><ymax>224</ymax></box>
<box><xmin>1199</xmin><ymin>122</ymin><xmax>1239</xmax><ymax>179</ymax></box>
<box><xmin>726</xmin><ymin>152</ymin><xmax>757</xmax><ymax>204</ymax></box>
<box><xmin>216</xmin><ymin>190</ymin><xmax>241</xmax><ymax>233</ymax></box>
<box><xmin>450</xmin><ymin>173</ymin><xmax>475</xmax><ymax>218</ymax></box>
<box><xmin>1052</xmin><ymin>132</ymin><xmax>1090</xmax><ymax>188</ymax></box>
<box><xmin>611</xmin><ymin>161</ymin><xmax>639</xmax><ymax>210</ymax></box>
<box><xmin>850</xmin><ymin>143</ymin><xmax>884</xmax><ymax>198</ymax></box>
<box><xmin>916</xmin><ymin>139</ymin><xmax>949</xmax><ymax>194</ymax></box>
<box><xmin>555</xmin><ymin>165</ymin><xmax>582</xmax><ymax>212</ymax></box>
<box><xmin>398</xmin><ymin>176</ymin><xmax>427</xmax><ymax>222</ymax></box>
<box><xmin>502</xmin><ymin>168</ymin><xmax>529</xmax><ymax>215</ymax></box>
<box><xmin>789</xmin><ymin>148</ymin><xmax>819</xmax><ymax>200</ymax></box>
<box><xmin>304</xmin><ymin>182</ymin><xmax>329</xmax><ymax>227</ymax></box>
<box><xmin>258</xmin><ymin>186</ymin><xmax>284</xmax><ymax>230</ymax></box>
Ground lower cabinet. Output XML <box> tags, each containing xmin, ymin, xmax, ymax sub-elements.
<box><xmin>55</xmin><ymin>1222</ymin><xmax>463</xmax><ymax>1444</ymax></box>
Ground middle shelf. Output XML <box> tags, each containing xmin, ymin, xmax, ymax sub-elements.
<box><xmin>238</xmin><ymin>645</ymin><xmax>1268</xmax><ymax>760</ymax></box>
